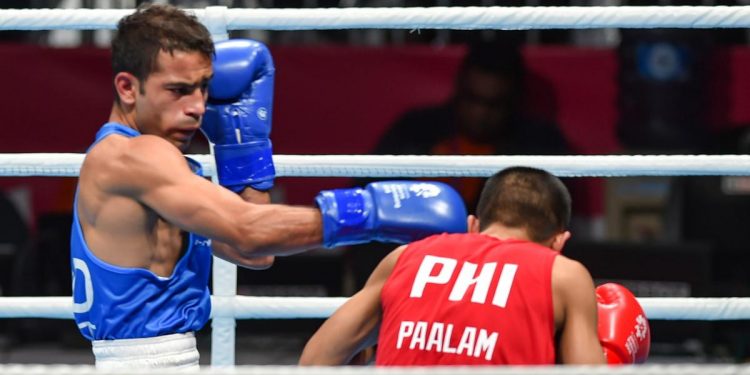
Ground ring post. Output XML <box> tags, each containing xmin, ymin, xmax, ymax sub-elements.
<box><xmin>202</xmin><ymin>6</ymin><xmax>236</xmax><ymax>367</ymax></box>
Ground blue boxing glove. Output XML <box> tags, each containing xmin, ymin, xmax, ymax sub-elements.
<box><xmin>316</xmin><ymin>181</ymin><xmax>467</xmax><ymax>248</ymax></box>
<box><xmin>202</xmin><ymin>39</ymin><xmax>275</xmax><ymax>192</ymax></box>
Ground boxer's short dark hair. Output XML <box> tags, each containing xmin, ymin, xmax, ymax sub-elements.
<box><xmin>477</xmin><ymin>166</ymin><xmax>571</xmax><ymax>242</ymax></box>
<box><xmin>111</xmin><ymin>3</ymin><xmax>214</xmax><ymax>101</ymax></box>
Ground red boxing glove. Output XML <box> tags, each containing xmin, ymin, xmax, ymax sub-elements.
<box><xmin>596</xmin><ymin>283</ymin><xmax>651</xmax><ymax>364</ymax></box>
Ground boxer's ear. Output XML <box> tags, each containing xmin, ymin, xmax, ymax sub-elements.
<box><xmin>467</xmin><ymin>215</ymin><xmax>480</xmax><ymax>234</ymax></box>
<box><xmin>114</xmin><ymin>72</ymin><xmax>139</xmax><ymax>105</ymax></box>
<box><xmin>550</xmin><ymin>231</ymin><xmax>571</xmax><ymax>252</ymax></box>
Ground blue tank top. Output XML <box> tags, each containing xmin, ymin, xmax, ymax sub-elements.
<box><xmin>70</xmin><ymin>122</ymin><xmax>212</xmax><ymax>340</ymax></box>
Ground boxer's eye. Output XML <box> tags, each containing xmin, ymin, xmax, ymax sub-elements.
<box><xmin>169</xmin><ymin>87</ymin><xmax>192</xmax><ymax>96</ymax></box>
<box><xmin>166</xmin><ymin>83</ymin><xmax>199</xmax><ymax>97</ymax></box>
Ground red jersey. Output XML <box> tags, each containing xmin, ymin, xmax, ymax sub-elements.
<box><xmin>376</xmin><ymin>233</ymin><xmax>558</xmax><ymax>366</ymax></box>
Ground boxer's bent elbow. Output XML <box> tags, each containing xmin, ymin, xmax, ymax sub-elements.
<box><xmin>236</xmin><ymin>255</ymin><xmax>275</xmax><ymax>270</ymax></box>
<box><xmin>210</xmin><ymin>239</ymin><xmax>275</xmax><ymax>269</ymax></box>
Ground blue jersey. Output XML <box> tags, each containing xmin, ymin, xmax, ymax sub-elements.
<box><xmin>71</xmin><ymin>123</ymin><xmax>212</xmax><ymax>340</ymax></box>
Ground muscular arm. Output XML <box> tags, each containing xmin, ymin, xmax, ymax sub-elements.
<box><xmin>553</xmin><ymin>256</ymin><xmax>606</xmax><ymax>364</ymax></box>
<box><xmin>107</xmin><ymin>135</ymin><xmax>322</xmax><ymax>261</ymax></box>
<box><xmin>299</xmin><ymin>245</ymin><xmax>406</xmax><ymax>365</ymax></box>
<box><xmin>212</xmin><ymin>187</ymin><xmax>275</xmax><ymax>269</ymax></box>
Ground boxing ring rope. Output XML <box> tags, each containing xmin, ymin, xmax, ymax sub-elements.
<box><xmin>3</xmin><ymin>6</ymin><xmax>750</xmax><ymax>30</ymax></box>
<box><xmin>1</xmin><ymin>4</ymin><xmax>748</xmax><ymax>369</ymax></box>
<box><xmin>4</xmin><ymin>154</ymin><xmax>750</xmax><ymax>178</ymax></box>
<box><xmin>1</xmin><ymin>296</ymin><xmax>750</xmax><ymax>321</ymax></box>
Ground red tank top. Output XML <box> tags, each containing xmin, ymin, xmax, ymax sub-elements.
<box><xmin>376</xmin><ymin>233</ymin><xmax>558</xmax><ymax>366</ymax></box>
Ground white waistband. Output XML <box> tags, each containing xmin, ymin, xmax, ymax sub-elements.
<box><xmin>92</xmin><ymin>332</ymin><xmax>199</xmax><ymax>370</ymax></box>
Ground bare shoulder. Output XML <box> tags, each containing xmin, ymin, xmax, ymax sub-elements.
<box><xmin>366</xmin><ymin>245</ymin><xmax>408</xmax><ymax>286</ymax></box>
<box><xmin>82</xmin><ymin>134</ymin><xmax>190</xmax><ymax>192</ymax></box>
<box><xmin>552</xmin><ymin>255</ymin><xmax>596</xmax><ymax>296</ymax></box>
<box><xmin>380</xmin><ymin>245</ymin><xmax>408</xmax><ymax>272</ymax></box>
<box><xmin>86</xmin><ymin>134</ymin><xmax>184</xmax><ymax>171</ymax></box>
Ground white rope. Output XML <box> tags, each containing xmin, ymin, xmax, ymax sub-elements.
<box><xmin>219</xmin><ymin>6</ymin><xmax>750</xmax><ymax>30</ymax></box>
<box><xmin>1</xmin><ymin>6</ymin><xmax>750</xmax><ymax>31</ymax></box>
<box><xmin>0</xmin><ymin>8</ymin><xmax>129</xmax><ymax>30</ymax></box>
<box><xmin>0</xmin><ymin>364</ymin><xmax>750</xmax><ymax>375</ymax></box>
<box><xmin>1</xmin><ymin>296</ymin><xmax>749</xmax><ymax>321</ymax></box>
<box><xmin>0</xmin><ymin>297</ymin><xmax>72</xmax><ymax>319</ymax></box>
<box><xmin>2</xmin><ymin>154</ymin><xmax>750</xmax><ymax>178</ymax></box>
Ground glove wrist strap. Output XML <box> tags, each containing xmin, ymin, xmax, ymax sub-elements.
<box><xmin>213</xmin><ymin>141</ymin><xmax>275</xmax><ymax>192</ymax></box>
<box><xmin>315</xmin><ymin>188</ymin><xmax>373</xmax><ymax>248</ymax></box>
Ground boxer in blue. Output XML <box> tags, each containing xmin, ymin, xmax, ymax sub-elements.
<box><xmin>70</xmin><ymin>3</ymin><xmax>467</xmax><ymax>370</ymax></box>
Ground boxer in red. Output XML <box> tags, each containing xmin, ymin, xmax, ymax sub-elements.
<box><xmin>300</xmin><ymin>166</ymin><xmax>650</xmax><ymax>365</ymax></box>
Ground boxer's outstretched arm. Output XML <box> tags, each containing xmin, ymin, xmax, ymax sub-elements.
<box><xmin>553</xmin><ymin>256</ymin><xmax>607</xmax><ymax>364</ymax></box>
<box><xmin>214</xmin><ymin>187</ymin><xmax>274</xmax><ymax>269</ymax></box>
<box><xmin>109</xmin><ymin>135</ymin><xmax>323</xmax><ymax>261</ymax></box>
<box><xmin>299</xmin><ymin>246</ymin><xmax>406</xmax><ymax>365</ymax></box>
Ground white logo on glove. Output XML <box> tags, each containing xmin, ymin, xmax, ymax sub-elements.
<box><xmin>625</xmin><ymin>314</ymin><xmax>649</xmax><ymax>357</ymax></box>
<box><xmin>409</xmin><ymin>183</ymin><xmax>440</xmax><ymax>199</ymax></box>
<box><xmin>635</xmin><ymin>314</ymin><xmax>648</xmax><ymax>340</ymax></box>
<box><xmin>385</xmin><ymin>183</ymin><xmax>441</xmax><ymax>209</ymax></box>
<box><xmin>257</xmin><ymin>107</ymin><xmax>268</xmax><ymax>121</ymax></box>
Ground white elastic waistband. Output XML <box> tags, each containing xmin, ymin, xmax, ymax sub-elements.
<box><xmin>92</xmin><ymin>332</ymin><xmax>199</xmax><ymax>370</ymax></box>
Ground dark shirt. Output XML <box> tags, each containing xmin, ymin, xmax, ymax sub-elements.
<box><xmin>374</xmin><ymin>103</ymin><xmax>569</xmax><ymax>156</ymax></box>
